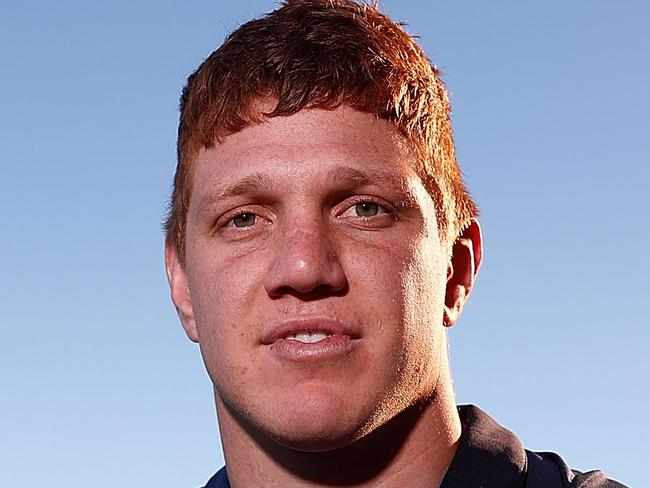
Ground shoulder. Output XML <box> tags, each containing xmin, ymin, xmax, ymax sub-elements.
<box><xmin>526</xmin><ymin>450</ymin><xmax>628</xmax><ymax>488</ymax></box>
<box><xmin>449</xmin><ymin>405</ymin><xmax>628</xmax><ymax>488</ymax></box>
<box><xmin>200</xmin><ymin>466</ymin><xmax>230</xmax><ymax>488</ymax></box>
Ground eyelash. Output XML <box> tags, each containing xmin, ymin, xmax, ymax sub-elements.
<box><xmin>338</xmin><ymin>197</ymin><xmax>393</xmax><ymax>220</ymax></box>
<box><xmin>220</xmin><ymin>207</ymin><xmax>268</xmax><ymax>230</ymax></box>
<box><xmin>217</xmin><ymin>196</ymin><xmax>395</xmax><ymax>233</ymax></box>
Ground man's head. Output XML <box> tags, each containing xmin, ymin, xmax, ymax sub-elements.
<box><xmin>165</xmin><ymin>0</ymin><xmax>478</xmax><ymax>262</ymax></box>
<box><xmin>165</xmin><ymin>0</ymin><xmax>482</xmax><ymax>454</ymax></box>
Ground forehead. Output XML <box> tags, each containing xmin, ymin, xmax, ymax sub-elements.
<box><xmin>192</xmin><ymin>107</ymin><xmax>419</xmax><ymax>190</ymax></box>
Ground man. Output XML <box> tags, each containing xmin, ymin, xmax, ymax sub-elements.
<box><xmin>164</xmin><ymin>1</ymin><xmax>626</xmax><ymax>486</ymax></box>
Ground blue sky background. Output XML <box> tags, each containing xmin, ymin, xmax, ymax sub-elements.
<box><xmin>1</xmin><ymin>1</ymin><xmax>647</xmax><ymax>486</ymax></box>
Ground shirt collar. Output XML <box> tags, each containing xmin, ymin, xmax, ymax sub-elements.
<box><xmin>441</xmin><ymin>404</ymin><xmax>527</xmax><ymax>488</ymax></box>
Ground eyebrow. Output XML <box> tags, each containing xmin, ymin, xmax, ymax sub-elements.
<box><xmin>196</xmin><ymin>173</ymin><xmax>274</xmax><ymax>214</ymax></box>
<box><xmin>196</xmin><ymin>164</ymin><xmax>410</xmax><ymax>213</ymax></box>
<box><xmin>324</xmin><ymin>165</ymin><xmax>411</xmax><ymax>195</ymax></box>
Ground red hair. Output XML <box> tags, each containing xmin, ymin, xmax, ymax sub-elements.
<box><xmin>166</xmin><ymin>0</ymin><xmax>478</xmax><ymax>260</ymax></box>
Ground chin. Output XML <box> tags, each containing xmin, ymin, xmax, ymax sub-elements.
<box><xmin>267</xmin><ymin>426</ymin><xmax>362</xmax><ymax>453</ymax></box>
<box><xmin>265</xmin><ymin>396</ymin><xmax>372</xmax><ymax>451</ymax></box>
<box><xmin>264</xmin><ymin>392</ymin><xmax>418</xmax><ymax>453</ymax></box>
<box><xmin>220</xmin><ymin>387</ymin><xmax>379</xmax><ymax>453</ymax></box>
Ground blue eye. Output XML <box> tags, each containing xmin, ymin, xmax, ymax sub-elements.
<box><xmin>231</xmin><ymin>213</ymin><xmax>257</xmax><ymax>227</ymax></box>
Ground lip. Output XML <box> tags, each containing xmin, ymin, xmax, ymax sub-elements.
<box><xmin>260</xmin><ymin>317</ymin><xmax>360</xmax><ymax>345</ymax></box>
<box><xmin>260</xmin><ymin>317</ymin><xmax>361</xmax><ymax>363</ymax></box>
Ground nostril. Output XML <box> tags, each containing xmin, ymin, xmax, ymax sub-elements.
<box><xmin>269</xmin><ymin>280</ymin><xmax>349</xmax><ymax>301</ymax></box>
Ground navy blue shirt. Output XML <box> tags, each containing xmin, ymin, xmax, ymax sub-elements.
<box><xmin>202</xmin><ymin>405</ymin><xmax>626</xmax><ymax>487</ymax></box>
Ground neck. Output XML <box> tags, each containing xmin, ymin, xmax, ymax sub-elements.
<box><xmin>216</xmin><ymin>378</ymin><xmax>461</xmax><ymax>488</ymax></box>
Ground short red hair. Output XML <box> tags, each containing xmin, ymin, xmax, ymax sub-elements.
<box><xmin>166</xmin><ymin>0</ymin><xmax>478</xmax><ymax>261</ymax></box>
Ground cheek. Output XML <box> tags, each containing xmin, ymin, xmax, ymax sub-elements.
<box><xmin>345</xmin><ymin>234</ymin><xmax>447</xmax><ymax>360</ymax></box>
<box><xmin>346</xmin><ymin>233</ymin><xmax>446</xmax><ymax>319</ymax></box>
<box><xmin>402</xmin><ymin>241</ymin><xmax>447</xmax><ymax>329</ymax></box>
<box><xmin>399</xmin><ymin>239</ymin><xmax>448</xmax><ymax>379</ymax></box>
<box><xmin>186</xmin><ymin>249</ymin><xmax>267</xmax><ymax>379</ymax></box>
<box><xmin>188</xmin><ymin>244</ymin><xmax>265</xmax><ymax>325</ymax></box>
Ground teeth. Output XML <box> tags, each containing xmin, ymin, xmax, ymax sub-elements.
<box><xmin>284</xmin><ymin>331</ymin><xmax>331</xmax><ymax>343</ymax></box>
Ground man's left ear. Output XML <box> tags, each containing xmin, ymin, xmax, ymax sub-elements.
<box><xmin>444</xmin><ymin>219</ymin><xmax>483</xmax><ymax>327</ymax></box>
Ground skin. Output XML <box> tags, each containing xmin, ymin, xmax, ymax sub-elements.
<box><xmin>166</xmin><ymin>106</ymin><xmax>482</xmax><ymax>487</ymax></box>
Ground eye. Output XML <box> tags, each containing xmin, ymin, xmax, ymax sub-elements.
<box><xmin>339</xmin><ymin>199</ymin><xmax>391</xmax><ymax>221</ymax></box>
<box><xmin>354</xmin><ymin>202</ymin><xmax>381</xmax><ymax>218</ymax></box>
<box><xmin>228</xmin><ymin>212</ymin><xmax>258</xmax><ymax>228</ymax></box>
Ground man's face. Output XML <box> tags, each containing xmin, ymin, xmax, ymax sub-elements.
<box><xmin>168</xmin><ymin>106</ymin><xmax>452</xmax><ymax>450</ymax></box>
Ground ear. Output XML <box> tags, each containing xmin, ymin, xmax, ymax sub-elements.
<box><xmin>443</xmin><ymin>219</ymin><xmax>483</xmax><ymax>327</ymax></box>
<box><xmin>165</xmin><ymin>241</ymin><xmax>199</xmax><ymax>342</ymax></box>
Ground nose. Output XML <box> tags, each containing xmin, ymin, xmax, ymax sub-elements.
<box><xmin>263</xmin><ymin>221</ymin><xmax>347</xmax><ymax>298</ymax></box>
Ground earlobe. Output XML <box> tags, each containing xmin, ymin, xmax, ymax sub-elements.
<box><xmin>165</xmin><ymin>241</ymin><xmax>199</xmax><ymax>342</ymax></box>
<box><xmin>443</xmin><ymin>219</ymin><xmax>483</xmax><ymax>327</ymax></box>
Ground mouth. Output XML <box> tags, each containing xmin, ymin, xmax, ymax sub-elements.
<box><xmin>261</xmin><ymin>317</ymin><xmax>360</xmax><ymax>362</ymax></box>
<box><xmin>282</xmin><ymin>331</ymin><xmax>333</xmax><ymax>343</ymax></box>
<box><xmin>261</xmin><ymin>317</ymin><xmax>358</xmax><ymax>345</ymax></box>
